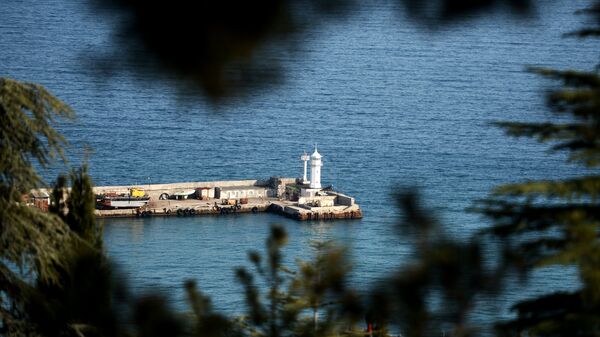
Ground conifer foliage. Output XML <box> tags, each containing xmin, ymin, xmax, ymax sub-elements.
<box><xmin>3</xmin><ymin>2</ymin><xmax>600</xmax><ymax>336</ymax></box>
<box><xmin>360</xmin><ymin>5</ymin><xmax>600</xmax><ymax>337</ymax></box>
<box><xmin>477</xmin><ymin>64</ymin><xmax>600</xmax><ymax>336</ymax></box>
<box><xmin>51</xmin><ymin>166</ymin><xmax>102</xmax><ymax>247</ymax></box>
<box><xmin>467</xmin><ymin>9</ymin><xmax>600</xmax><ymax>335</ymax></box>
<box><xmin>236</xmin><ymin>226</ymin><xmax>360</xmax><ymax>337</ymax></box>
<box><xmin>0</xmin><ymin>78</ymin><xmax>118</xmax><ymax>337</ymax></box>
<box><xmin>0</xmin><ymin>78</ymin><xmax>76</xmax><ymax>334</ymax></box>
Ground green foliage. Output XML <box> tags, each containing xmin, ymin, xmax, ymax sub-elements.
<box><xmin>0</xmin><ymin>78</ymin><xmax>77</xmax><ymax>334</ymax></box>
<box><xmin>49</xmin><ymin>166</ymin><xmax>100</xmax><ymax>247</ymax></box>
<box><xmin>475</xmin><ymin>59</ymin><xmax>600</xmax><ymax>337</ymax></box>
<box><xmin>363</xmin><ymin>10</ymin><xmax>600</xmax><ymax>336</ymax></box>
<box><xmin>0</xmin><ymin>78</ymin><xmax>73</xmax><ymax>196</ymax></box>
<box><xmin>367</xmin><ymin>191</ymin><xmax>500</xmax><ymax>337</ymax></box>
<box><xmin>26</xmin><ymin>247</ymin><xmax>119</xmax><ymax>337</ymax></box>
<box><xmin>0</xmin><ymin>77</ymin><xmax>76</xmax><ymax>281</ymax></box>
<box><xmin>236</xmin><ymin>226</ymin><xmax>298</xmax><ymax>337</ymax></box>
<box><xmin>492</xmin><ymin>176</ymin><xmax>600</xmax><ymax>201</ymax></box>
<box><xmin>236</xmin><ymin>226</ymin><xmax>360</xmax><ymax>337</ymax></box>
<box><xmin>132</xmin><ymin>294</ymin><xmax>184</xmax><ymax>337</ymax></box>
<box><xmin>289</xmin><ymin>241</ymin><xmax>350</xmax><ymax>330</ymax></box>
<box><xmin>49</xmin><ymin>174</ymin><xmax>68</xmax><ymax>216</ymax></box>
<box><xmin>184</xmin><ymin>280</ymin><xmax>240</xmax><ymax>337</ymax></box>
<box><xmin>496</xmin><ymin>67</ymin><xmax>600</xmax><ymax>167</ymax></box>
<box><xmin>66</xmin><ymin>166</ymin><xmax>101</xmax><ymax>247</ymax></box>
<box><xmin>568</xmin><ymin>4</ymin><xmax>600</xmax><ymax>37</ymax></box>
<box><xmin>4</xmin><ymin>2</ymin><xmax>600</xmax><ymax>336</ymax></box>
<box><xmin>0</xmin><ymin>78</ymin><xmax>117</xmax><ymax>337</ymax></box>
<box><xmin>93</xmin><ymin>0</ymin><xmax>536</xmax><ymax>100</ymax></box>
<box><xmin>26</xmin><ymin>166</ymin><xmax>115</xmax><ymax>337</ymax></box>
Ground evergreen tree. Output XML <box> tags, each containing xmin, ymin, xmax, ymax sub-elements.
<box><xmin>475</xmin><ymin>10</ymin><xmax>600</xmax><ymax>336</ymax></box>
<box><xmin>363</xmin><ymin>6</ymin><xmax>600</xmax><ymax>337</ymax></box>
<box><xmin>28</xmin><ymin>167</ymin><xmax>115</xmax><ymax>337</ymax></box>
<box><xmin>0</xmin><ymin>78</ymin><xmax>122</xmax><ymax>337</ymax></box>
<box><xmin>476</xmin><ymin>66</ymin><xmax>600</xmax><ymax>336</ymax></box>
<box><xmin>65</xmin><ymin>166</ymin><xmax>101</xmax><ymax>247</ymax></box>
<box><xmin>366</xmin><ymin>191</ymin><xmax>499</xmax><ymax>337</ymax></box>
<box><xmin>236</xmin><ymin>226</ymin><xmax>299</xmax><ymax>337</ymax></box>
<box><xmin>183</xmin><ymin>279</ymin><xmax>240</xmax><ymax>337</ymax></box>
<box><xmin>288</xmin><ymin>240</ymin><xmax>351</xmax><ymax>332</ymax></box>
<box><xmin>0</xmin><ymin>77</ymin><xmax>241</xmax><ymax>337</ymax></box>
<box><xmin>364</xmin><ymin>60</ymin><xmax>600</xmax><ymax>335</ymax></box>
<box><xmin>0</xmin><ymin>77</ymin><xmax>77</xmax><ymax>335</ymax></box>
<box><xmin>236</xmin><ymin>226</ymin><xmax>361</xmax><ymax>337</ymax></box>
<box><xmin>4</xmin><ymin>2</ymin><xmax>600</xmax><ymax>336</ymax></box>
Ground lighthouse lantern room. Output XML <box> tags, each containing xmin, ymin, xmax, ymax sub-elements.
<box><xmin>309</xmin><ymin>146</ymin><xmax>322</xmax><ymax>189</ymax></box>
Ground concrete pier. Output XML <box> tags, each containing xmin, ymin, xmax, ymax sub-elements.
<box><xmin>268</xmin><ymin>202</ymin><xmax>362</xmax><ymax>221</ymax></box>
<box><xmin>89</xmin><ymin>177</ymin><xmax>362</xmax><ymax>221</ymax></box>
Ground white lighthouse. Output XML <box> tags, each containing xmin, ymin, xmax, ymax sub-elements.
<box><xmin>298</xmin><ymin>146</ymin><xmax>337</xmax><ymax>208</ymax></box>
<box><xmin>309</xmin><ymin>146</ymin><xmax>322</xmax><ymax>189</ymax></box>
<box><xmin>300</xmin><ymin>152</ymin><xmax>310</xmax><ymax>184</ymax></box>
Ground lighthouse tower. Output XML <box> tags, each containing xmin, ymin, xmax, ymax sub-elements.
<box><xmin>309</xmin><ymin>146</ymin><xmax>322</xmax><ymax>189</ymax></box>
<box><xmin>300</xmin><ymin>152</ymin><xmax>310</xmax><ymax>184</ymax></box>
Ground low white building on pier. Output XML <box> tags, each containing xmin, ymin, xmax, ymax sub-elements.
<box><xmin>214</xmin><ymin>186</ymin><xmax>267</xmax><ymax>199</ymax></box>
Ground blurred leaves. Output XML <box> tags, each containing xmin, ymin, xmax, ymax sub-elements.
<box><xmin>92</xmin><ymin>0</ymin><xmax>355</xmax><ymax>99</ymax></box>
<box><xmin>475</xmin><ymin>50</ymin><xmax>600</xmax><ymax>336</ymax></box>
<box><xmin>65</xmin><ymin>166</ymin><xmax>102</xmax><ymax>248</ymax></box>
<box><xmin>91</xmin><ymin>0</ymin><xmax>542</xmax><ymax>100</ymax></box>
<box><xmin>0</xmin><ymin>78</ymin><xmax>73</xmax><ymax>191</ymax></box>
<box><xmin>0</xmin><ymin>78</ymin><xmax>77</xmax><ymax>334</ymax></box>
<box><xmin>26</xmin><ymin>247</ymin><xmax>120</xmax><ymax>337</ymax></box>
<box><xmin>398</xmin><ymin>0</ymin><xmax>533</xmax><ymax>24</ymax></box>
<box><xmin>491</xmin><ymin>176</ymin><xmax>600</xmax><ymax>201</ymax></box>
<box><xmin>184</xmin><ymin>280</ymin><xmax>240</xmax><ymax>337</ymax></box>
<box><xmin>495</xmin><ymin>67</ymin><xmax>600</xmax><ymax>167</ymax></box>
<box><xmin>494</xmin><ymin>291</ymin><xmax>596</xmax><ymax>337</ymax></box>
<box><xmin>4</xmin><ymin>0</ymin><xmax>600</xmax><ymax>335</ymax></box>
<box><xmin>569</xmin><ymin>3</ymin><xmax>600</xmax><ymax>37</ymax></box>
<box><xmin>236</xmin><ymin>226</ymin><xmax>359</xmax><ymax>337</ymax></box>
<box><xmin>369</xmin><ymin>191</ymin><xmax>500</xmax><ymax>337</ymax></box>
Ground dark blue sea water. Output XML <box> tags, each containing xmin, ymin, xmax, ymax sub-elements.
<box><xmin>2</xmin><ymin>0</ymin><xmax>599</xmax><ymax>331</ymax></box>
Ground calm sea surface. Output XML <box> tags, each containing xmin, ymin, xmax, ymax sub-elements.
<box><xmin>2</xmin><ymin>0</ymin><xmax>599</xmax><ymax>329</ymax></box>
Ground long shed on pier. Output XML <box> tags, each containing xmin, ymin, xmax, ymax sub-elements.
<box><xmin>215</xmin><ymin>186</ymin><xmax>267</xmax><ymax>199</ymax></box>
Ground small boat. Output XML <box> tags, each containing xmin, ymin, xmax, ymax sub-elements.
<box><xmin>96</xmin><ymin>188</ymin><xmax>150</xmax><ymax>209</ymax></box>
<box><xmin>99</xmin><ymin>195</ymin><xmax>150</xmax><ymax>209</ymax></box>
<box><xmin>172</xmin><ymin>190</ymin><xmax>196</xmax><ymax>200</ymax></box>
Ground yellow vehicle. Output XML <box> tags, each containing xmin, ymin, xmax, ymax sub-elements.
<box><xmin>129</xmin><ymin>188</ymin><xmax>146</xmax><ymax>198</ymax></box>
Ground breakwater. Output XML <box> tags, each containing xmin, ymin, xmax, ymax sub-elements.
<box><xmin>92</xmin><ymin>177</ymin><xmax>362</xmax><ymax>221</ymax></box>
